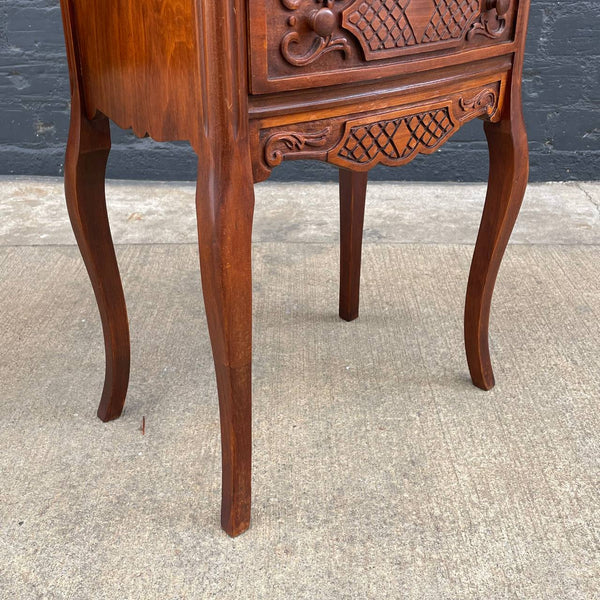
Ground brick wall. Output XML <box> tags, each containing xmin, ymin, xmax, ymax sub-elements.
<box><xmin>0</xmin><ymin>1</ymin><xmax>598</xmax><ymax>181</ymax></box>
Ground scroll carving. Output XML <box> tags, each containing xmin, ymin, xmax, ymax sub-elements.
<box><xmin>281</xmin><ymin>32</ymin><xmax>351</xmax><ymax>67</ymax></box>
<box><xmin>458</xmin><ymin>87</ymin><xmax>499</xmax><ymax>120</ymax></box>
<box><xmin>280</xmin><ymin>0</ymin><xmax>351</xmax><ymax>66</ymax></box>
<box><xmin>466</xmin><ymin>9</ymin><xmax>507</xmax><ymax>41</ymax></box>
<box><xmin>278</xmin><ymin>0</ymin><xmax>510</xmax><ymax>68</ymax></box>
<box><xmin>256</xmin><ymin>84</ymin><xmax>503</xmax><ymax>179</ymax></box>
<box><xmin>264</xmin><ymin>128</ymin><xmax>332</xmax><ymax>167</ymax></box>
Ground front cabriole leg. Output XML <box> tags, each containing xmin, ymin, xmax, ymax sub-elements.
<box><xmin>195</xmin><ymin>0</ymin><xmax>255</xmax><ymax>537</ymax></box>
<box><xmin>195</xmin><ymin>144</ymin><xmax>255</xmax><ymax>537</ymax></box>
<box><xmin>464</xmin><ymin>75</ymin><xmax>529</xmax><ymax>390</ymax></box>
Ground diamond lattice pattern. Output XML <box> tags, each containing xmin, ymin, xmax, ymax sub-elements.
<box><xmin>338</xmin><ymin>108</ymin><xmax>454</xmax><ymax>165</ymax></box>
<box><xmin>423</xmin><ymin>0</ymin><xmax>480</xmax><ymax>42</ymax></box>
<box><xmin>345</xmin><ymin>0</ymin><xmax>480</xmax><ymax>52</ymax></box>
<box><xmin>347</xmin><ymin>0</ymin><xmax>417</xmax><ymax>51</ymax></box>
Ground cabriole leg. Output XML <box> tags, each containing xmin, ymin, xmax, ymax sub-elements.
<box><xmin>465</xmin><ymin>85</ymin><xmax>529</xmax><ymax>390</ymax></box>
<box><xmin>195</xmin><ymin>152</ymin><xmax>255</xmax><ymax>537</ymax></box>
<box><xmin>64</xmin><ymin>91</ymin><xmax>130</xmax><ymax>422</ymax></box>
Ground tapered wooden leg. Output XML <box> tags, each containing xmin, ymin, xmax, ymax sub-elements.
<box><xmin>339</xmin><ymin>169</ymin><xmax>368</xmax><ymax>322</ymax></box>
<box><xmin>64</xmin><ymin>90</ymin><xmax>130</xmax><ymax>421</ymax></box>
<box><xmin>195</xmin><ymin>152</ymin><xmax>255</xmax><ymax>537</ymax></box>
<box><xmin>465</xmin><ymin>84</ymin><xmax>529</xmax><ymax>390</ymax></box>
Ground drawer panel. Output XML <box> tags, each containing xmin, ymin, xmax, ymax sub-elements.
<box><xmin>248</xmin><ymin>0</ymin><xmax>519</xmax><ymax>93</ymax></box>
<box><xmin>250</xmin><ymin>74</ymin><xmax>508</xmax><ymax>181</ymax></box>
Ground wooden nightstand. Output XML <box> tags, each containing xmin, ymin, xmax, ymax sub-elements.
<box><xmin>60</xmin><ymin>0</ymin><xmax>530</xmax><ymax>536</ymax></box>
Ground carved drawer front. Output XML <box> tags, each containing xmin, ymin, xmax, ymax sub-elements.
<box><xmin>251</xmin><ymin>78</ymin><xmax>506</xmax><ymax>181</ymax></box>
<box><xmin>249</xmin><ymin>0</ymin><xmax>518</xmax><ymax>93</ymax></box>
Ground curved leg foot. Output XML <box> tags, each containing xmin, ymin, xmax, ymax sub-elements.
<box><xmin>465</xmin><ymin>87</ymin><xmax>529</xmax><ymax>390</ymax></box>
<box><xmin>64</xmin><ymin>92</ymin><xmax>130</xmax><ymax>422</ymax></box>
<box><xmin>339</xmin><ymin>169</ymin><xmax>368</xmax><ymax>322</ymax></box>
<box><xmin>196</xmin><ymin>152</ymin><xmax>255</xmax><ymax>537</ymax></box>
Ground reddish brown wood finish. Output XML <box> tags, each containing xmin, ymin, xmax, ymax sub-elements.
<box><xmin>196</xmin><ymin>155</ymin><xmax>254</xmax><ymax>535</ymax></box>
<box><xmin>64</xmin><ymin>100</ymin><xmax>131</xmax><ymax>423</ymax></box>
<box><xmin>59</xmin><ymin>0</ymin><xmax>531</xmax><ymax>536</ymax></box>
<box><xmin>339</xmin><ymin>169</ymin><xmax>368</xmax><ymax>322</ymax></box>
<box><xmin>62</xmin><ymin>4</ymin><xmax>130</xmax><ymax>423</ymax></box>
<box><xmin>464</xmin><ymin>17</ymin><xmax>529</xmax><ymax>390</ymax></box>
<box><xmin>248</xmin><ymin>0</ymin><xmax>518</xmax><ymax>93</ymax></box>
<box><xmin>193</xmin><ymin>0</ymin><xmax>255</xmax><ymax>536</ymax></box>
<box><xmin>68</xmin><ymin>0</ymin><xmax>204</xmax><ymax>147</ymax></box>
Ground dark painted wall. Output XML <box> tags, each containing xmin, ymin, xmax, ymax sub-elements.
<box><xmin>0</xmin><ymin>1</ymin><xmax>598</xmax><ymax>182</ymax></box>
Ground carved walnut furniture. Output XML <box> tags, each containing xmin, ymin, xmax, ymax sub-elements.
<box><xmin>60</xmin><ymin>0</ymin><xmax>530</xmax><ymax>536</ymax></box>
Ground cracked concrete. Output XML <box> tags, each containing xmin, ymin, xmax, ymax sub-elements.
<box><xmin>577</xmin><ymin>182</ymin><xmax>600</xmax><ymax>223</ymax></box>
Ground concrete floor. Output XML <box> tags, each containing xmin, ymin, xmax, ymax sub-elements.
<box><xmin>1</xmin><ymin>177</ymin><xmax>599</xmax><ymax>246</ymax></box>
<box><xmin>0</xmin><ymin>178</ymin><xmax>599</xmax><ymax>599</ymax></box>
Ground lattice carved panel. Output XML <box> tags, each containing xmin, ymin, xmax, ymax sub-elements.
<box><xmin>343</xmin><ymin>0</ymin><xmax>482</xmax><ymax>60</ymax></box>
<box><xmin>332</xmin><ymin>107</ymin><xmax>454</xmax><ymax>167</ymax></box>
<box><xmin>254</xmin><ymin>81</ymin><xmax>503</xmax><ymax>180</ymax></box>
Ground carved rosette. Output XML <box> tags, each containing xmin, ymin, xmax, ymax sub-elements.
<box><xmin>256</xmin><ymin>83</ymin><xmax>503</xmax><ymax>179</ymax></box>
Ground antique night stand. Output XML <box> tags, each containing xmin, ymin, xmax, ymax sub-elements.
<box><xmin>60</xmin><ymin>0</ymin><xmax>530</xmax><ymax>536</ymax></box>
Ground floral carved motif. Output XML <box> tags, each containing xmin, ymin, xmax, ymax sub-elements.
<box><xmin>280</xmin><ymin>0</ymin><xmax>303</xmax><ymax>8</ymax></box>
<box><xmin>264</xmin><ymin>128</ymin><xmax>332</xmax><ymax>167</ymax></box>
<box><xmin>280</xmin><ymin>0</ymin><xmax>351</xmax><ymax>67</ymax></box>
<box><xmin>275</xmin><ymin>1</ymin><xmax>512</xmax><ymax>72</ymax></box>
<box><xmin>258</xmin><ymin>85</ymin><xmax>502</xmax><ymax>177</ymax></box>
<box><xmin>458</xmin><ymin>87</ymin><xmax>499</xmax><ymax>120</ymax></box>
<box><xmin>466</xmin><ymin>9</ymin><xmax>506</xmax><ymax>40</ymax></box>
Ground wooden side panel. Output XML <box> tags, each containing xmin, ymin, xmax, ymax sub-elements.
<box><xmin>66</xmin><ymin>0</ymin><xmax>203</xmax><ymax>146</ymax></box>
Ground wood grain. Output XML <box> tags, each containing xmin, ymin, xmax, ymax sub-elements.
<box><xmin>62</xmin><ymin>0</ymin><xmax>130</xmax><ymax>423</ymax></box>
<box><xmin>248</xmin><ymin>0</ymin><xmax>519</xmax><ymax>93</ymax></box>
<box><xmin>464</xmin><ymin>3</ymin><xmax>530</xmax><ymax>390</ymax></box>
<box><xmin>59</xmin><ymin>0</ymin><xmax>531</xmax><ymax>536</ymax></box>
